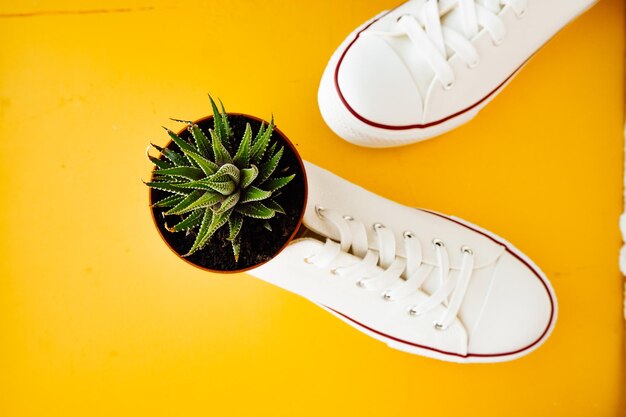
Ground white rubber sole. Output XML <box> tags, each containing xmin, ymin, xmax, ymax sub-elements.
<box><xmin>318</xmin><ymin>1</ymin><xmax>598</xmax><ymax>148</ymax></box>
<box><xmin>316</xmin><ymin>208</ymin><xmax>557</xmax><ymax>364</ymax></box>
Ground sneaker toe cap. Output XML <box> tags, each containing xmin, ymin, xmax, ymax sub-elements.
<box><xmin>468</xmin><ymin>251</ymin><xmax>556</xmax><ymax>357</ymax></box>
<box><xmin>336</xmin><ymin>35</ymin><xmax>423</xmax><ymax>126</ymax></box>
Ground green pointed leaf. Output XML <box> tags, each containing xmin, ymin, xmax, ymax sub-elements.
<box><xmin>233</xmin><ymin>123</ymin><xmax>252</xmax><ymax>167</ymax></box>
<box><xmin>254</xmin><ymin>121</ymin><xmax>266</xmax><ymax>144</ymax></box>
<box><xmin>219</xmin><ymin>99</ymin><xmax>234</xmax><ymax>140</ymax></box>
<box><xmin>152</xmin><ymin>194</ymin><xmax>184</xmax><ymax>208</ymax></box>
<box><xmin>240</xmin><ymin>165</ymin><xmax>259</xmax><ymax>189</ymax></box>
<box><xmin>250</xmin><ymin>116</ymin><xmax>274</xmax><ymax>164</ymax></box>
<box><xmin>240</xmin><ymin>186</ymin><xmax>272</xmax><ymax>204</ymax></box>
<box><xmin>147</xmin><ymin>146</ymin><xmax>173</xmax><ymax>169</ymax></box>
<box><xmin>235</xmin><ymin>202</ymin><xmax>275</xmax><ymax>219</ymax></box>
<box><xmin>185</xmin><ymin>209</ymin><xmax>213</xmax><ymax>256</ymax></box>
<box><xmin>163</xmin><ymin>127</ymin><xmax>200</xmax><ymax>168</ymax></box>
<box><xmin>206</xmin><ymin>209</ymin><xmax>232</xmax><ymax>240</ymax></box>
<box><xmin>230</xmin><ymin>235</ymin><xmax>241</xmax><ymax>262</ymax></box>
<box><xmin>228</xmin><ymin>211</ymin><xmax>243</xmax><ymax>262</ymax></box>
<box><xmin>144</xmin><ymin>181</ymin><xmax>189</xmax><ymax>196</ymax></box>
<box><xmin>150</xmin><ymin>174</ymin><xmax>179</xmax><ymax>182</ymax></box>
<box><xmin>183</xmin><ymin>191</ymin><xmax>226</xmax><ymax>213</ymax></box>
<box><xmin>169</xmin><ymin>118</ymin><xmax>193</xmax><ymax>124</ymax></box>
<box><xmin>187</xmin><ymin>152</ymin><xmax>218</xmax><ymax>176</ymax></box>
<box><xmin>175</xmin><ymin>178</ymin><xmax>216</xmax><ymax>191</ymax></box>
<box><xmin>152</xmin><ymin>143</ymin><xmax>187</xmax><ymax>166</ymax></box>
<box><xmin>209</xmin><ymin>95</ymin><xmax>229</xmax><ymax>149</ymax></box>
<box><xmin>190</xmin><ymin>124</ymin><xmax>213</xmax><ymax>159</ymax></box>
<box><xmin>209</xmin><ymin>163</ymin><xmax>240</xmax><ymax>184</ymax></box>
<box><xmin>164</xmin><ymin>127</ymin><xmax>195</xmax><ymax>153</ymax></box>
<box><xmin>148</xmin><ymin>155</ymin><xmax>171</xmax><ymax>169</ymax></box>
<box><xmin>206</xmin><ymin>179</ymin><xmax>236</xmax><ymax>196</ymax></box>
<box><xmin>257</xmin><ymin>147</ymin><xmax>283</xmax><ymax>184</ymax></box>
<box><xmin>163</xmin><ymin>149</ymin><xmax>188</xmax><ymax>166</ymax></box>
<box><xmin>215</xmin><ymin>190</ymin><xmax>240</xmax><ymax>214</ymax></box>
<box><xmin>167</xmin><ymin>209</ymin><xmax>203</xmax><ymax>232</ymax></box>
<box><xmin>155</xmin><ymin>166</ymin><xmax>204</xmax><ymax>181</ymax></box>
<box><xmin>264</xmin><ymin>198</ymin><xmax>286</xmax><ymax>215</ymax></box>
<box><xmin>267</xmin><ymin>142</ymin><xmax>278</xmax><ymax>158</ymax></box>
<box><xmin>228</xmin><ymin>212</ymin><xmax>243</xmax><ymax>241</ymax></box>
<box><xmin>166</xmin><ymin>190</ymin><xmax>204</xmax><ymax>215</ymax></box>
<box><xmin>263</xmin><ymin>174</ymin><xmax>295</xmax><ymax>192</ymax></box>
<box><xmin>150</xmin><ymin>142</ymin><xmax>165</xmax><ymax>152</ymax></box>
<box><xmin>209</xmin><ymin>128</ymin><xmax>232</xmax><ymax>165</ymax></box>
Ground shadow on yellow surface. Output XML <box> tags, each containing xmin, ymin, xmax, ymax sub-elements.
<box><xmin>0</xmin><ymin>0</ymin><xmax>624</xmax><ymax>416</ymax></box>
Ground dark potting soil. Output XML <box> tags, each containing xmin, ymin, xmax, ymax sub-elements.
<box><xmin>150</xmin><ymin>114</ymin><xmax>306</xmax><ymax>272</ymax></box>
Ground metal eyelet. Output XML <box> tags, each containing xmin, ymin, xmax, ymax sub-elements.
<box><xmin>356</xmin><ymin>279</ymin><xmax>366</xmax><ymax>288</ymax></box>
<box><xmin>330</xmin><ymin>267</ymin><xmax>339</xmax><ymax>275</ymax></box>
<box><xmin>408</xmin><ymin>307</ymin><xmax>419</xmax><ymax>316</ymax></box>
<box><xmin>396</xmin><ymin>13</ymin><xmax>411</xmax><ymax>23</ymax></box>
<box><xmin>315</xmin><ymin>205</ymin><xmax>325</xmax><ymax>219</ymax></box>
<box><xmin>461</xmin><ymin>245</ymin><xmax>474</xmax><ymax>255</ymax></box>
<box><xmin>403</xmin><ymin>231</ymin><xmax>415</xmax><ymax>239</ymax></box>
<box><xmin>432</xmin><ymin>238</ymin><xmax>445</xmax><ymax>248</ymax></box>
<box><xmin>434</xmin><ymin>322</ymin><xmax>447</xmax><ymax>331</ymax></box>
<box><xmin>382</xmin><ymin>291</ymin><xmax>393</xmax><ymax>301</ymax></box>
<box><xmin>303</xmin><ymin>257</ymin><xmax>314</xmax><ymax>264</ymax></box>
<box><xmin>373</xmin><ymin>223</ymin><xmax>385</xmax><ymax>230</ymax></box>
<box><xmin>443</xmin><ymin>80</ymin><xmax>455</xmax><ymax>90</ymax></box>
<box><xmin>467</xmin><ymin>59</ymin><xmax>480</xmax><ymax>69</ymax></box>
<box><xmin>343</xmin><ymin>215</ymin><xmax>354</xmax><ymax>221</ymax></box>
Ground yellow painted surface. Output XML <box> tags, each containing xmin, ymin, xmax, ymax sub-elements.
<box><xmin>0</xmin><ymin>0</ymin><xmax>624</xmax><ymax>415</ymax></box>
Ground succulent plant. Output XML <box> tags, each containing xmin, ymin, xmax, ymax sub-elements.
<box><xmin>145</xmin><ymin>97</ymin><xmax>295</xmax><ymax>261</ymax></box>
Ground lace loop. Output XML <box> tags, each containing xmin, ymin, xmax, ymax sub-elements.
<box><xmin>305</xmin><ymin>207</ymin><xmax>477</xmax><ymax>330</ymax></box>
<box><xmin>366</xmin><ymin>0</ymin><xmax>527</xmax><ymax>88</ymax></box>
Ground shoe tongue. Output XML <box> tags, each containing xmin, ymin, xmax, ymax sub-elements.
<box><xmin>300</xmin><ymin>161</ymin><xmax>505</xmax><ymax>270</ymax></box>
<box><xmin>440</xmin><ymin>0</ymin><xmax>503</xmax><ymax>40</ymax></box>
<box><xmin>441</xmin><ymin>5</ymin><xmax>469</xmax><ymax>38</ymax></box>
<box><xmin>377</xmin><ymin>0</ymin><xmax>504</xmax><ymax>60</ymax></box>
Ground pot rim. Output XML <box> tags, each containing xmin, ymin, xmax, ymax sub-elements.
<box><xmin>148</xmin><ymin>112</ymin><xmax>308</xmax><ymax>274</ymax></box>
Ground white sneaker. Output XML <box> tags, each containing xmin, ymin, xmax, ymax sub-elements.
<box><xmin>318</xmin><ymin>0</ymin><xmax>598</xmax><ymax>148</ymax></box>
<box><xmin>250</xmin><ymin>162</ymin><xmax>556</xmax><ymax>363</ymax></box>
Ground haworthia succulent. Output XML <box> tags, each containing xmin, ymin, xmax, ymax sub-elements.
<box><xmin>145</xmin><ymin>97</ymin><xmax>297</xmax><ymax>262</ymax></box>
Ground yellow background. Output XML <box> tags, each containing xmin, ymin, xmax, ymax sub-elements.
<box><xmin>0</xmin><ymin>0</ymin><xmax>624</xmax><ymax>416</ymax></box>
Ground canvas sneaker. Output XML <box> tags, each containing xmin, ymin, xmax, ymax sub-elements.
<box><xmin>250</xmin><ymin>161</ymin><xmax>557</xmax><ymax>363</ymax></box>
<box><xmin>318</xmin><ymin>0</ymin><xmax>598</xmax><ymax>147</ymax></box>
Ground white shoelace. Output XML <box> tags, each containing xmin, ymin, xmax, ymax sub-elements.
<box><xmin>365</xmin><ymin>0</ymin><xmax>528</xmax><ymax>89</ymax></box>
<box><xmin>305</xmin><ymin>207</ymin><xmax>476</xmax><ymax>330</ymax></box>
